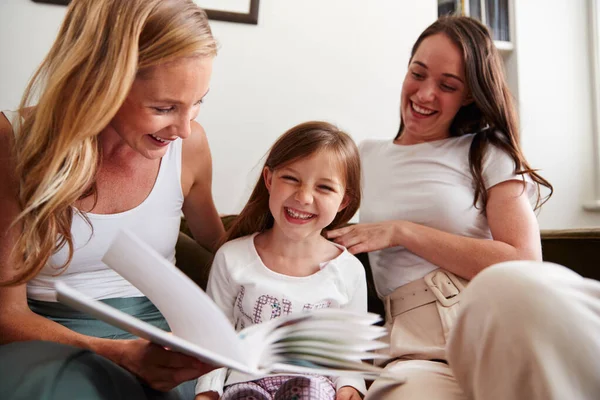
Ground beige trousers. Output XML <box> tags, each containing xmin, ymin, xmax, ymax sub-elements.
<box><xmin>365</xmin><ymin>261</ymin><xmax>600</xmax><ymax>400</ymax></box>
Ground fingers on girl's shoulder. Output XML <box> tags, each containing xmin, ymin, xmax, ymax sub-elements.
<box><xmin>324</xmin><ymin>229</ymin><xmax>340</xmax><ymax>238</ymax></box>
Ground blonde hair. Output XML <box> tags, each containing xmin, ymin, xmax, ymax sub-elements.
<box><xmin>225</xmin><ymin>121</ymin><xmax>361</xmax><ymax>244</ymax></box>
<box><xmin>7</xmin><ymin>0</ymin><xmax>217</xmax><ymax>285</ymax></box>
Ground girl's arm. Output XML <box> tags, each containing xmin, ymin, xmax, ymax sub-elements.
<box><xmin>333</xmin><ymin>256</ymin><xmax>368</xmax><ymax>396</ymax></box>
<box><xmin>181</xmin><ymin>121</ymin><xmax>225</xmax><ymax>253</ymax></box>
<box><xmin>327</xmin><ymin>180</ymin><xmax>541</xmax><ymax>280</ymax></box>
<box><xmin>336</xmin><ymin>386</ymin><xmax>363</xmax><ymax>400</ymax></box>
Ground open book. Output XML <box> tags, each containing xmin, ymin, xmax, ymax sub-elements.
<box><xmin>55</xmin><ymin>230</ymin><xmax>402</xmax><ymax>382</ymax></box>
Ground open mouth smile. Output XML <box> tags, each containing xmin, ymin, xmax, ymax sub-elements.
<box><xmin>285</xmin><ymin>207</ymin><xmax>316</xmax><ymax>222</ymax></box>
<box><xmin>149</xmin><ymin>134</ymin><xmax>173</xmax><ymax>145</ymax></box>
<box><xmin>411</xmin><ymin>101</ymin><xmax>437</xmax><ymax>116</ymax></box>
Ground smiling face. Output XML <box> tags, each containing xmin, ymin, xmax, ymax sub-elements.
<box><xmin>264</xmin><ymin>151</ymin><xmax>349</xmax><ymax>242</ymax></box>
<box><xmin>399</xmin><ymin>33</ymin><xmax>471</xmax><ymax>145</ymax></box>
<box><xmin>104</xmin><ymin>56</ymin><xmax>213</xmax><ymax>159</ymax></box>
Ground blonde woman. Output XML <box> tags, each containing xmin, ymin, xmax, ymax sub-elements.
<box><xmin>0</xmin><ymin>0</ymin><xmax>224</xmax><ymax>398</ymax></box>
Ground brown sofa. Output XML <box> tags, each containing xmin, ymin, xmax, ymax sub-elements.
<box><xmin>176</xmin><ymin>216</ymin><xmax>600</xmax><ymax>319</ymax></box>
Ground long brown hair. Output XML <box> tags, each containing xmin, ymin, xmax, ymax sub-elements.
<box><xmin>397</xmin><ymin>16</ymin><xmax>552</xmax><ymax>210</ymax></box>
<box><xmin>225</xmin><ymin>121</ymin><xmax>361</xmax><ymax>244</ymax></box>
<box><xmin>7</xmin><ymin>0</ymin><xmax>217</xmax><ymax>285</ymax></box>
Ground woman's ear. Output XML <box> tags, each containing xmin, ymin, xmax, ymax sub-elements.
<box><xmin>462</xmin><ymin>92</ymin><xmax>474</xmax><ymax>106</ymax></box>
<box><xmin>263</xmin><ymin>167</ymin><xmax>273</xmax><ymax>192</ymax></box>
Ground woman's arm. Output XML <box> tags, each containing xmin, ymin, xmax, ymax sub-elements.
<box><xmin>328</xmin><ymin>180</ymin><xmax>541</xmax><ymax>280</ymax></box>
<box><xmin>0</xmin><ymin>117</ymin><xmax>212</xmax><ymax>391</ymax></box>
<box><xmin>181</xmin><ymin>121</ymin><xmax>225</xmax><ymax>253</ymax></box>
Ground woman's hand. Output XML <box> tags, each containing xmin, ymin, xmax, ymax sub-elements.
<box><xmin>112</xmin><ymin>338</ymin><xmax>215</xmax><ymax>392</ymax></box>
<box><xmin>326</xmin><ymin>221</ymin><xmax>403</xmax><ymax>254</ymax></box>
<box><xmin>336</xmin><ymin>386</ymin><xmax>362</xmax><ymax>400</ymax></box>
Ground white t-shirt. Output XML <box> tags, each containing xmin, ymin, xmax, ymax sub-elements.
<box><xmin>195</xmin><ymin>233</ymin><xmax>367</xmax><ymax>395</ymax></box>
<box><xmin>360</xmin><ymin>135</ymin><xmax>535</xmax><ymax>298</ymax></box>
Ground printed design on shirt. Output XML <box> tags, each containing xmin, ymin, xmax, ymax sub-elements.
<box><xmin>254</xmin><ymin>294</ymin><xmax>292</xmax><ymax>323</ymax></box>
<box><xmin>235</xmin><ymin>285</ymin><xmax>254</xmax><ymax>330</ymax></box>
<box><xmin>236</xmin><ymin>285</ymin><xmax>334</xmax><ymax>328</ymax></box>
<box><xmin>302</xmin><ymin>300</ymin><xmax>332</xmax><ymax>311</ymax></box>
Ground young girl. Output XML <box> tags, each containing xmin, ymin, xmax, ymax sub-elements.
<box><xmin>195</xmin><ymin>121</ymin><xmax>366</xmax><ymax>400</ymax></box>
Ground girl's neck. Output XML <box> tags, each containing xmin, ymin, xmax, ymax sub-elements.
<box><xmin>254</xmin><ymin>227</ymin><xmax>341</xmax><ymax>277</ymax></box>
<box><xmin>259</xmin><ymin>226</ymin><xmax>324</xmax><ymax>257</ymax></box>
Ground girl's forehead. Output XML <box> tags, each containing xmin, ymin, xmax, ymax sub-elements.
<box><xmin>280</xmin><ymin>150</ymin><xmax>346</xmax><ymax>181</ymax></box>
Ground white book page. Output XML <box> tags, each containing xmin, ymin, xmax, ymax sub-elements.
<box><xmin>55</xmin><ymin>282</ymin><xmax>257</xmax><ymax>374</ymax></box>
<box><xmin>101</xmin><ymin>229</ymin><xmax>249</xmax><ymax>365</ymax></box>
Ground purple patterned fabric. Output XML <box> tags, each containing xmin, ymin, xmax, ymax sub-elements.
<box><xmin>221</xmin><ymin>375</ymin><xmax>336</xmax><ymax>400</ymax></box>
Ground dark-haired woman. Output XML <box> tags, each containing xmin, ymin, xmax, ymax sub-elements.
<box><xmin>328</xmin><ymin>16</ymin><xmax>600</xmax><ymax>400</ymax></box>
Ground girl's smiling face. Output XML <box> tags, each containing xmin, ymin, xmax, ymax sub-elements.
<box><xmin>399</xmin><ymin>33</ymin><xmax>472</xmax><ymax>145</ymax></box>
<box><xmin>264</xmin><ymin>150</ymin><xmax>349</xmax><ymax>242</ymax></box>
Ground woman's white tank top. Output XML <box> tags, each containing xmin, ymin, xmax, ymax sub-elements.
<box><xmin>2</xmin><ymin>110</ymin><xmax>185</xmax><ymax>301</ymax></box>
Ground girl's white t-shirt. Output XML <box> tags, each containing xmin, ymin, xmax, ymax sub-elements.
<box><xmin>195</xmin><ymin>233</ymin><xmax>368</xmax><ymax>395</ymax></box>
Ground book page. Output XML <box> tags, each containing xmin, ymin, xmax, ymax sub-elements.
<box><xmin>101</xmin><ymin>229</ymin><xmax>250</xmax><ymax>366</ymax></box>
<box><xmin>237</xmin><ymin>308</ymin><xmax>398</xmax><ymax>380</ymax></box>
<box><xmin>55</xmin><ymin>281</ymin><xmax>256</xmax><ymax>374</ymax></box>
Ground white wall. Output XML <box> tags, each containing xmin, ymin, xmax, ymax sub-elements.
<box><xmin>515</xmin><ymin>0</ymin><xmax>600</xmax><ymax>228</ymax></box>
<box><xmin>1</xmin><ymin>0</ymin><xmax>599</xmax><ymax>229</ymax></box>
<box><xmin>0</xmin><ymin>0</ymin><xmax>435</xmax><ymax>214</ymax></box>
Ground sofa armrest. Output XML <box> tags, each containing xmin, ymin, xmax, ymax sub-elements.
<box><xmin>541</xmin><ymin>229</ymin><xmax>600</xmax><ymax>281</ymax></box>
<box><xmin>175</xmin><ymin>215</ymin><xmax>237</xmax><ymax>290</ymax></box>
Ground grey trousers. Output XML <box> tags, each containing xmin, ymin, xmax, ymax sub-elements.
<box><xmin>0</xmin><ymin>297</ymin><xmax>195</xmax><ymax>400</ymax></box>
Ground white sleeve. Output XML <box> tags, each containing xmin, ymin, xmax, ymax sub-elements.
<box><xmin>195</xmin><ymin>368</ymin><xmax>227</xmax><ymax>396</ymax></box>
<box><xmin>333</xmin><ymin>255</ymin><xmax>368</xmax><ymax>395</ymax></box>
<box><xmin>483</xmin><ymin>143</ymin><xmax>536</xmax><ymax>200</ymax></box>
<box><xmin>195</xmin><ymin>246</ymin><xmax>238</xmax><ymax>395</ymax></box>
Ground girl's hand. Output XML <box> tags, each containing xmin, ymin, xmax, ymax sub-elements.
<box><xmin>326</xmin><ymin>222</ymin><xmax>403</xmax><ymax>254</ymax></box>
<box><xmin>195</xmin><ymin>391</ymin><xmax>219</xmax><ymax>400</ymax></box>
<box><xmin>112</xmin><ymin>338</ymin><xmax>215</xmax><ymax>392</ymax></box>
<box><xmin>336</xmin><ymin>386</ymin><xmax>362</xmax><ymax>400</ymax></box>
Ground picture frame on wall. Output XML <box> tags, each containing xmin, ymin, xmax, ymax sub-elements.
<box><xmin>31</xmin><ymin>0</ymin><xmax>260</xmax><ymax>25</ymax></box>
<box><xmin>194</xmin><ymin>0</ymin><xmax>260</xmax><ymax>25</ymax></box>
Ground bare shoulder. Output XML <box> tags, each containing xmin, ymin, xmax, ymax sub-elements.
<box><xmin>0</xmin><ymin>113</ymin><xmax>16</xmax><ymax>171</ymax></box>
<box><xmin>182</xmin><ymin>121</ymin><xmax>210</xmax><ymax>160</ymax></box>
<box><xmin>181</xmin><ymin>121</ymin><xmax>213</xmax><ymax>194</ymax></box>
